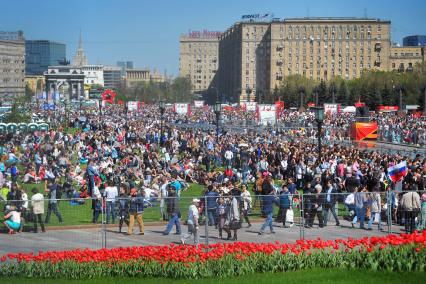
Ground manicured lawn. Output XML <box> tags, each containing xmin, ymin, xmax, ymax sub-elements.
<box><xmin>17</xmin><ymin>182</ymin><xmax>207</xmax><ymax>227</ymax></box>
<box><xmin>1</xmin><ymin>269</ymin><xmax>425</xmax><ymax>284</ymax></box>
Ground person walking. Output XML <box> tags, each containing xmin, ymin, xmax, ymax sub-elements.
<box><xmin>224</xmin><ymin>190</ymin><xmax>241</xmax><ymax>240</ymax></box>
<box><xmin>352</xmin><ymin>187</ymin><xmax>367</xmax><ymax>229</ymax></box>
<box><xmin>400</xmin><ymin>185</ymin><xmax>421</xmax><ymax>234</ymax></box>
<box><xmin>163</xmin><ymin>186</ymin><xmax>181</xmax><ymax>235</ymax></box>
<box><xmin>30</xmin><ymin>188</ymin><xmax>45</xmax><ymax>233</ymax></box>
<box><xmin>279</xmin><ymin>186</ymin><xmax>292</xmax><ymax>228</ymax></box>
<box><xmin>367</xmin><ymin>188</ymin><xmax>382</xmax><ymax>230</ymax></box>
<box><xmin>127</xmin><ymin>188</ymin><xmax>144</xmax><ymax>235</ymax></box>
<box><xmin>104</xmin><ymin>181</ymin><xmax>118</xmax><ymax>224</ymax></box>
<box><xmin>44</xmin><ymin>179</ymin><xmax>63</xmax><ymax>224</ymax></box>
<box><xmin>240</xmin><ymin>185</ymin><xmax>252</xmax><ymax>227</ymax></box>
<box><xmin>117</xmin><ymin>186</ymin><xmax>129</xmax><ymax>233</ymax></box>
<box><xmin>323</xmin><ymin>180</ymin><xmax>340</xmax><ymax>226</ymax></box>
<box><xmin>205</xmin><ymin>184</ymin><xmax>219</xmax><ymax>227</ymax></box>
<box><xmin>181</xmin><ymin>198</ymin><xmax>200</xmax><ymax>245</ymax></box>
<box><xmin>258</xmin><ymin>191</ymin><xmax>279</xmax><ymax>235</ymax></box>
<box><xmin>308</xmin><ymin>184</ymin><xmax>325</xmax><ymax>228</ymax></box>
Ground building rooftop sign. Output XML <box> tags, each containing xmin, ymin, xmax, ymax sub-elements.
<box><xmin>188</xmin><ymin>30</ymin><xmax>222</xmax><ymax>38</ymax></box>
<box><xmin>241</xmin><ymin>14</ymin><xmax>271</xmax><ymax>21</ymax></box>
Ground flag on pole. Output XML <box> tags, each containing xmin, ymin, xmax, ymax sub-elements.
<box><xmin>387</xmin><ymin>161</ymin><xmax>407</xmax><ymax>183</ymax></box>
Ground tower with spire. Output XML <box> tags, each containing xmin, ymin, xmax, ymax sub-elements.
<box><xmin>72</xmin><ymin>30</ymin><xmax>88</xmax><ymax>67</ymax></box>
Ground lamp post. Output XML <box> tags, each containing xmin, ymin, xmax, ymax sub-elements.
<box><xmin>159</xmin><ymin>100</ymin><xmax>165</xmax><ymax>147</ymax></box>
<box><xmin>312</xmin><ymin>106</ymin><xmax>324</xmax><ymax>165</ymax></box>
<box><xmin>213</xmin><ymin>101</ymin><xmax>221</xmax><ymax>141</ymax></box>
<box><xmin>211</xmin><ymin>86</ymin><xmax>219</xmax><ymax>103</ymax></box>
<box><xmin>98</xmin><ymin>98</ymin><xmax>102</xmax><ymax>116</ymax></box>
<box><xmin>298</xmin><ymin>87</ymin><xmax>305</xmax><ymax>112</ymax></box>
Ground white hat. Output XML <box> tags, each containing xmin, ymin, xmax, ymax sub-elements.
<box><xmin>192</xmin><ymin>198</ymin><xmax>200</xmax><ymax>203</ymax></box>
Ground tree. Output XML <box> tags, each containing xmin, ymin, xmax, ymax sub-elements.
<box><xmin>337</xmin><ymin>80</ymin><xmax>349</xmax><ymax>105</ymax></box>
<box><xmin>170</xmin><ymin>77</ymin><xmax>192</xmax><ymax>103</ymax></box>
<box><xmin>4</xmin><ymin>94</ymin><xmax>32</xmax><ymax>123</ymax></box>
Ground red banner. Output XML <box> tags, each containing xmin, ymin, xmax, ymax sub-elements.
<box><xmin>350</xmin><ymin>122</ymin><xmax>378</xmax><ymax>141</ymax></box>
<box><xmin>378</xmin><ymin>106</ymin><xmax>399</xmax><ymax>112</ymax></box>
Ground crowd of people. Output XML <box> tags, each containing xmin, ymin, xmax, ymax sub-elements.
<box><xmin>0</xmin><ymin>103</ymin><xmax>425</xmax><ymax>245</ymax></box>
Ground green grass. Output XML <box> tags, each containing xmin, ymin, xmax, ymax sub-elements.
<box><xmin>16</xmin><ymin>179</ymin><xmax>355</xmax><ymax>229</ymax></box>
<box><xmin>17</xmin><ymin>182</ymin><xmax>206</xmax><ymax>227</ymax></box>
<box><xmin>1</xmin><ymin>269</ymin><xmax>425</xmax><ymax>284</ymax></box>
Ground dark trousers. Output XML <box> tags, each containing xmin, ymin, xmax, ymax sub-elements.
<box><xmin>323</xmin><ymin>203</ymin><xmax>339</xmax><ymax>225</ymax></box>
<box><xmin>119</xmin><ymin>209</ymin><xmax>129</xmax><ymax>232</ymax></box>
<box><xmin>33</xmin><ymin>213</ymin><xmax>45</xmax><ymax>232</ymax></box>
<box><xmin>309</xmin><ymin>209</ymin><xmax>324</xmax><ymax>227</ymax></box>
<box><xmin>45</xmin><ymin>203</ymin><xmax>63</xmax><ymax>223</ymax></box>
<box><xmin>404</xmin><ymin>211</ymin><xmax>418</xmax><ymax>234</ymax></box>
<box><xmin>280</xmin><ymin>208</ymin><xmax>288</xmax><ymax>226</ymax></box>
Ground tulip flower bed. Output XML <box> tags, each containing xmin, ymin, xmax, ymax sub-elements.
<box><xmin>1</xmin><ymin>232</ymin><xmax>425</xmax><ymax>279</ymax></box>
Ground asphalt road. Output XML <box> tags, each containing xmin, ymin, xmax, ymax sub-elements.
<box><xmin>0</xmin><ymin>219</ymin><xmax>405</xmax><ymax>255</ymax></box>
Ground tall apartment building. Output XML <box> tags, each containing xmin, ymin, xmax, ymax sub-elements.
<box><xmin>218</xmin><ymin>17</ymin><xmax>391</xmax><ymax>102</ymax></box>
<box><xmin>25</xmin><ymin>40</ymin><xmax>66</xmax><ymax>75</ymax></box>
<box><xmin>179</xmin><ymin>30</ymin><xmax>221</xmax><ymax>95</ymax></box>
<box><xmin>389</xmin><ymin>46</ymin><xmax>424</xmax><ymax>72</ymax></box>
<box><xmin>0</xmin><ymin>31</ymin><xmax>26</xmax><ymax>99</ymax></box>
<box><xmin>218</xmin><ymin>23</ymin><xmax>270</xmax><ymax>102</ymax></box>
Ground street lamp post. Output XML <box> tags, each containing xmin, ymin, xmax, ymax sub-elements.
<box><xmin>159</xmin><ymin>100</ymin><xmax>165</xmax><ymax>147</ymax></box>
<box><xmin>213</xmin><ymin>101</ymin><xmax>221</xmax><ymax>142</ymax></box>
<box><xmin>312</xmin><ymin>106</ymin><xmax>325</xmax><ymax>165</ymax></box>
<box><xmin>98</xmin><ymin>98</ymin><xmax>102</xmax><ymax>116</ymax></box>
<box><xmin>211</xmin><ymin>86</ymin><xmax>219</xmax><ymax>103</ymax></box>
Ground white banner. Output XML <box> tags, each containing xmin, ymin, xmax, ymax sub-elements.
<box><xmin>193</xmin><ymin>100</ymin><xmax>204</xmax><ymax>108</ymax></box>
<box><xmin>174</xmin><ymin>103</ymin><xmax>190</xmax><ymax>115</ymax></box>
<box><xmin>257</xmin><ymin>104</ymin><xmax>276</xmax><ymax>125</ymax></box>
<box><xmin>324</xmin><ymin>103</ymin><xmax>341</xmax><ymax>114</ymax></box>
<box><xmin>127</xmin><ymin>101</ymin><xmax>140</xmax><ymax>111</ymax></box>
<box><xmin>241</xmin><ymin>102</ymin><xmax>257</xmax><ymax>112</ymax></box>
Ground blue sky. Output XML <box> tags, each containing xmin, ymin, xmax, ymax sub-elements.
<box><xmin>2</xmin><ymin>0</ymin><xmax>425</xmax><ymax>76</ymax></box>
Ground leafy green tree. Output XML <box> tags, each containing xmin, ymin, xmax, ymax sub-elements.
<box><xmin>4</xmin><ymin>94</ymin><xmax>32</xmax><ymax>123</ymax></box>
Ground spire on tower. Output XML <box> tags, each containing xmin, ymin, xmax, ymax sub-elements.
<box><xmin>78</xmin><ymin>29</ymin><xmax>83</xmax><ymax>49</ymax></box>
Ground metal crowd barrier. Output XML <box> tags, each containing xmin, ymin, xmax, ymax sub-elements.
<box><xmin>1</xmin><ymin>190</ymin><xmax>423</xmax><ymax>254</ymax></box>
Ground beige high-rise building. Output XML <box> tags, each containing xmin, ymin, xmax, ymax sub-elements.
<box><xmin>0</xmin><ymin>31</ymin><xmax>25</xmax><ymax>100</ymax></box>
<box><xmin>218</xmin><ymin>22</ymin><xmax>271</xmax><ymax>102</ymax></box>
<box><xmin>389</xmin><ymin>46</ymin><xmax>424</xmax><ymax>72</ymax></box>
<box><xmin>179</xmin><ymin>30</ymin><xmax>221</xmax><ymax>95</ymax></box>
<box><xmin>218</xmin><ymin>17</ymin><xmax>391</xmax><ymax>102</ymax></box>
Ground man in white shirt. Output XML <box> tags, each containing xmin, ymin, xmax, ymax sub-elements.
<box><xmin>181</xmin><ymin>198</ymin><xmax>200</xmax><ymax>245</ymax></box>
<box><xmin>224</xmin><ymin>149</ymin><xmax>233</xmax><ymax>168</ymax></box>
<box><xmin>104</xmin><ymin>182</ymin><xmax>119</xmax><ymax>224</ymax></box>
<box><xmin>31</xmin><ymin>188</ymin><xmax>45</xmax><ymax>233</ymax></box>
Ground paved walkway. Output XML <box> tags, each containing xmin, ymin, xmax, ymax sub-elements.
<box><xmin>0</xmin><ymin>219</ymin><xmax>405</xmax><ymax>255</ymax></box>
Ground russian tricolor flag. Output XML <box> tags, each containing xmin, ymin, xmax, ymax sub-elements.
<box><xmin>387</xmin><ymin>161</ymin><xmax>407</xmax><ymax>183</ymax></box>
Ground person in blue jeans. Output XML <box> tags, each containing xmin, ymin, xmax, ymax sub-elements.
<box><xmin>352</xmin><ymin>187</ymin><xmax>367</xmax><ymax>229</ymax></box>
<box><xmin>205</xmin><ymin>185</ymin><xmax>219</xmax><ymax>227</ymax></box>
<box><xmin>163</xmin><ymin>186</ymin><xmax>181</xmax><ymax>235</ymax></box>
<box><xmin>367</xmin><ymin>190</ymin><xmax>382</xmax><ymax>230</ymax></box>
<box><xmin>258</xmin><ymin>192</ymin><xmax>279</xmax><ymax>235</ymax></box>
